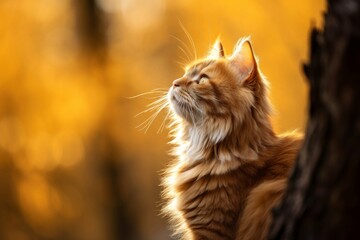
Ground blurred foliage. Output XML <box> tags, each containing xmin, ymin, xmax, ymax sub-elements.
<box><xmin>0</xmin><ymin>0</ymin><xmax>324</xmax><ymax>239</ymax></box>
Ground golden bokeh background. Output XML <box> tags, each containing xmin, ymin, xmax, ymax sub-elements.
<box><xmin>0</xmin><ymin>1</ymin><xmax>325</xmax><ymax>239</ymax></box>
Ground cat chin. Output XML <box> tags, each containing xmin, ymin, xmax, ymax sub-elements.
<box><xmin>172</xmin><ymin>107</ymin><xmax>202</xmax><ymax>125</ymax></box>
<box><xmin>169</xmin><ymin>95</ymin><xmax>202</xmax><ymax>125</ymax></box>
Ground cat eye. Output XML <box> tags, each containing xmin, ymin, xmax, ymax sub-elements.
<box><xmin>196</xmin><ymin>74</ymin><xmax>209</xmax><ymax>84</ymax></box>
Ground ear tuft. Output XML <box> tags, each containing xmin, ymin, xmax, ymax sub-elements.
<box><xmin>208</xmin><ymin>39</ymin><xmax>225</xmax><ymax>59</ymax></box>
<box><xmin>230</xmin><ymin>38</ymin><xmax>257</xmax><ymax>80</ymax></box>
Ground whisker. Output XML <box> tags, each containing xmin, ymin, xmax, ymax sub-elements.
<box><xmin>135</xmin><ymin>98</ymin><xmax>168</xmax><ymax>117</ymax></box>
<box><xmin>135</xmin><ymin>104</ymin><xmax>162</xmax><ymax>118</ymax></box>
<box><xmin>147</xmin><ymin>96</ymin><xmax>168</xmax><ymax>108</ymax></box>
<box><xmin>178</xmin><ymin>55</ymin><xmax>188</xmax><ymax>63</ymax></box>
<box><xmin>158</xmin><ymin>110</ymin><xmax>171</xmax><ymax>133</ymax></box>
<box><xmin>177</xmin><ymin>46</ymin><xmax>191</xmax><ymax>62</ymax></box>
<box><xmin>128</xmin><ymin>90</ymin><xmax>168</xmax><ymax>99</ymax></box>
<box><xmin>178</xmin><ymin>19</ymin><xmax>197</xmax><ymax>61</ymax></box>
<box><xmin>134</xmin><ymin>90</ymin><xmax>170</xmax><ymax>133</ymax></box>
<box><xmin>137</xmin><ymin>103</ymin><xmax>169</xmax><ymax>133</ymax></box>
<box><xmin>170</xmin><ymin>34</ymin><xmax>193</xmax><ymax>63</ymax></box>
<box><xmin>137</xmin><ymin>111</ymin><xmax>160</xmax><ymax>130</ymax></box>
<box><xmin>174</xmin><ymin>60</ymin><xmax>187</xmax><ymax>69</ymax></box>
<box><xmin>133</xmin><ymin>92</ymin><xmax>168</xmax><ymax>117</ymax></box>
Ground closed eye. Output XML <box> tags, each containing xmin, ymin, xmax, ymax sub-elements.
<box><xmin>196</xmin><ymin>73</ymin><xmax>209</xmax><ymax>84</ymax></box>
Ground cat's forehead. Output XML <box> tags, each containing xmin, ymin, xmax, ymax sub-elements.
<box><xmin>185</xmin><ymin>60</ymin><xmax>215</xmax><ymax>77</ymax></box>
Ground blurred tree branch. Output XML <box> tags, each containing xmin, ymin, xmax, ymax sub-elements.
<box><xmin>74</xmin><ymin>1</ymin><xmax>141</xmax><ymax>239</ymax></box>
<box><xmin>74</xmin><ymin>0</ymin><xmax>107</xmax><ymax>53</ymax></box>
<box><xmin>269</xmin><ymin>0</ymin><xmax>360</xmax><ymax>239</ymax></box>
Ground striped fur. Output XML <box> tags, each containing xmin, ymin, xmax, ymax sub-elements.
<box><xmin>162</xmin><ymin>38</ymin><xmax>302</xmax><ymax>240</ymax></box>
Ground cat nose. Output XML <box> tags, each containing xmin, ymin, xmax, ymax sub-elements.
<box><xmin>173</xmin><ymin>78</ymin><xmax>187</xmax><ymax>88</ymax></box>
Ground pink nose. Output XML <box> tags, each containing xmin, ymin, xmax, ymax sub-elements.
<box><xmin>172</xmin><ymin>78</ymin><xmax>188</xmax><ymax>88</ymax></box>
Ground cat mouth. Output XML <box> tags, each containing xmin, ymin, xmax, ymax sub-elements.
<box><xmin>169</xmin><ymin>88</ymin><xmax>202</xmax><ymax>123</ymax></box>
<box><xmin>169</xmin><ymin>87</ymin><xmax>192</xmax><ymax>107</ymax></box>
<box><xmin>171</xmin><ymin>94</ymin><xmax>188</xmax><ymax>106</ymax></box>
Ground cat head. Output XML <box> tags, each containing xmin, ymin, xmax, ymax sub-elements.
<box><xmin>168</xmin><ymin>38</ymin><xmax>271</xmax><ymax>143</ymax></box>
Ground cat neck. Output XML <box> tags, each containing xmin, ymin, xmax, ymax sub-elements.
<box><xmin>173</xmin><ymin>111</ymin><xmax>276</xmax><ymax>164</ymax></box>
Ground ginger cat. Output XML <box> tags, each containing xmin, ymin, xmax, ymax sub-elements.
<box><xmin>162</xmin><ymin>38</ymin><xmax>302</xmax><ymax>240</ymax></box>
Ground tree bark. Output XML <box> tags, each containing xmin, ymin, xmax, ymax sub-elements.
<box><xmin>269</xmin><ymin>0</ymin><xmax>360</xmax><ymax>239</ymax></box>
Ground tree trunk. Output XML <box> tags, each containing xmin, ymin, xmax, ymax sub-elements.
<box><xmin>269</xmin><ymin>0</ymin><xmax>360</xmax><ymax>239</ymax></box>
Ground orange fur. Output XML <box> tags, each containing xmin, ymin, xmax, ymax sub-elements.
<box><xmin>161</xmin><ymin>38</ymin><xmax>303</xmax><ymax>240</ymax></box>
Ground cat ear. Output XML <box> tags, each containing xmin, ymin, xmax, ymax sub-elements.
<box><xmin>230</xmin><ymin>38</ymin><xmax>257</xmax><ymax>81</ymax></box>
<box><xmin>208</xmin><ymin>40</ymin><xmax>225</xmax><ymax>59</ymax></box>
